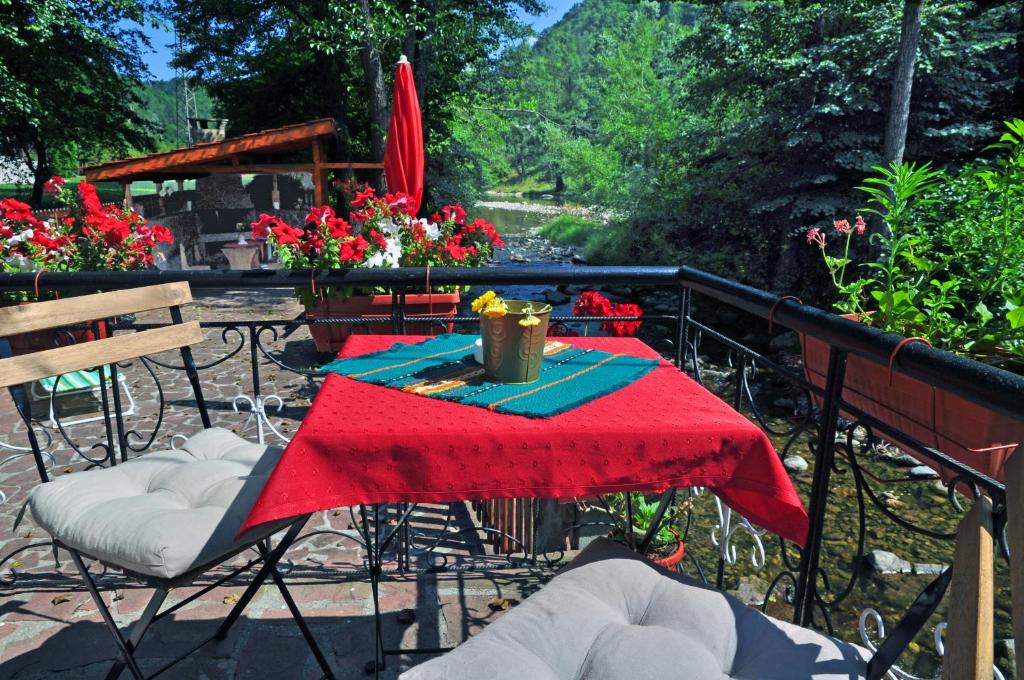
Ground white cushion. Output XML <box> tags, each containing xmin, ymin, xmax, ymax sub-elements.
<box><xmin>402</xmin><ymin>538</ymin><xmax>870</xmax><ymax>679</ymax></box>
<box><xmin>29</xmin><ymin>428</ymin><xmax>291</xmax><ymax>581</ymax></box>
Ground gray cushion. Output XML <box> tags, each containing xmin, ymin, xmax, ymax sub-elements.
<box><xmin>402</xmin><ymin>538</ymin><xmax>870</xmax><ymax>680</ymax></box>
<box><xmin>29</xmin><ymin>428</ymin><xmax>292</xmax><ymax>581</ymax></box>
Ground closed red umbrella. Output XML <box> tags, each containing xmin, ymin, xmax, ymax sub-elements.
<box><xmin>384</xmin><ymin>55</ymin><xmax>424</xmax><ymax>214</ymax></box>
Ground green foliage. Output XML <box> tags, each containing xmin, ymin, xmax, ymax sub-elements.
<box><xmin>538</xmin><ymin>214</ymin><xmax>599</xmax><ymax>247</ymax></box>
<box><xmin>605</xmin><ymin>492</ymin><xmax>691</xmax><ymax>549</ymax></box>
<box><xmin>0</xmin><ymin>0</ymin><xmax>158</xmax><ymax>204</ymax></box>
<box><xmin>463</xmin><ymin>0</ymin><xmax>1019</xmax><ymax>297</ymax></box>
<box><xmin>138</xmin><ymin>79</ymin><xmax>214</xmax><ymax>150</ymax></box>
<box><xmin>810</xmin><ymin>121</ymin><xmax>1024</xmax><ymax>369</ymax></box>
<box><xmin>164</xmin><ymin>0</ymin><xmax>541</xmax><ymax>209</ymax></box>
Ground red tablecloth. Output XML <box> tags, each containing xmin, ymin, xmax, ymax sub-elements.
<box><xmin>242</xmin><ymin>336</ymin><xmax>809</xmax><ymax>545</ymax></box>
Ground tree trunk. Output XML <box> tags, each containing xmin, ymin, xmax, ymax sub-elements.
<box><xmin>358</xmin><ymin>0</ymin><xmax>389</xmax><ymax>185</ymax></box>
<box><xmin>883</xmin><ymin>0</ymin><xmax>924</xmax><ymax>169</ymax></box>
<box><xmin>29</xmin><ymin>139</ymin><xmax>49</xmax><ymax>208</ymax></box>
<box><xmin>1015</xmin><ymin>0</ymin><xmax>1024</xmax><ymax>116</ymax></box>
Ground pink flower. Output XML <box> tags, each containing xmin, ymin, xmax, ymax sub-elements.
<box><xmin>834</xmin><ymin>219</ymin><xmax>852</xmax><ymax>235</ymax></box>
<box><xmin>855</xmin><ymin>214</ymin><xmax>866</xmax><ymax>235</ymax></box>
<box><xmin>806</xmin><ymin>227</ymin><xmax>826</xmax><ymax>248</ymax></box>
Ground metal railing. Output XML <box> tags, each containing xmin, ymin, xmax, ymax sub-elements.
<box><xmin>0</xmin><ymin>265</ymin><xmax>1019</xmax><ymax>677</ymax></box>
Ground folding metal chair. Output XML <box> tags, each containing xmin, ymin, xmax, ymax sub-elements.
<box><xmin>0</xmin><ymin>283</ymin><xmax>335</xmax><ymax>680</ymax></box>
<box><xmin>30</xmin><ymin>366</ymin><xmax>137</xmax><ymax>428</ymax></box>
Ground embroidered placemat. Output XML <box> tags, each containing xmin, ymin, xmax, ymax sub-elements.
<box><xmin>321</xmin><ymin>333</ymin><xmax>659</xmax><ymax>417</ymax></box>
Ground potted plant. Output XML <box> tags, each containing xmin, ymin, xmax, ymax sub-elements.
<box><xmin>605</xmin><ymin>492</ymin><xmax>689</xmax><ymax>569</ymax></box>
<box><xmin>252</xmin><ymin>188</ymin><xmax>504</xmax><ymax>353</ymax></box>
<box><xmin>1</xmin><ymin>176</ymin><xmax>173</xmax><ymax>354</ymax></box>
<box><xmin>472</xmin><ymin>291</ymin><xmax>552</xmax><ymax>384</ymax></box>
<box><xmin>802</xmin><ymin>119</ymin><xmax>1024</xmax><ymax>480</ymax></box>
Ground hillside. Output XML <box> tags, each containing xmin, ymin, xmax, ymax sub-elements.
<box><xmin>139</xmin><ymin>79</ymin><xmax>215</xmax><ymax>150</ymax></box>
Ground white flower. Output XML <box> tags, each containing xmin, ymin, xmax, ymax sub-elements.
<box><xmin>364</xmin><ymin>237</ymin><xmax>403</xmax><ymax>268</ymax></box>
<box><xmin>421</xmin><ymin>218</ymin><xmax>441</xmax><ymax>241</ymax></box>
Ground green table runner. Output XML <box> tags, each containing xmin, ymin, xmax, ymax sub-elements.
<box><xmin>322</xmin><ymin>333</ymin><xmax>659</xmax><ymax>418</ymax></box>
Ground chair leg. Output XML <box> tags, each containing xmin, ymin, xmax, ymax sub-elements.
<box><xmin>104</xmin><ymin>589</ymin><xmax>167</xmax><ymax>680</ymax></box>
<box><xmin>267</xmin><ymin>564</ymin><xmax>336</xmax><ymax>679</ymax></box>
<box><xmin>214</xmin><ymin>517</ymin><xmax>309</xmax><ymax>641</ymax></box>
<box><xmin>68</xmin><ymin>550</ymin><xmax>147</xmax><ymax>680</ymax></box>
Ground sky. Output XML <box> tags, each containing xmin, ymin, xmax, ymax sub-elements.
<box><xmin>135</xmin><ymin>1</ymin><xmax>579</xmax><ymax>82</ymax></box>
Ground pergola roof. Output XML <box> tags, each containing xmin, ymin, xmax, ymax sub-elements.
<box><xmin>81</xmin><ymin>118</ymin><xmax>382</xmax><ymax>205</ymax></box>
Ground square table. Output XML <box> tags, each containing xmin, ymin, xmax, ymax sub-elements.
<box><xmin>242</xmin><ymin>335</ymin><xmax>808</xmax><ymax>544</ymax></box>
<box><xmin>242</xmin><ymin>334</ymin><xmax>809</xmax><ymax>675</ymax></box>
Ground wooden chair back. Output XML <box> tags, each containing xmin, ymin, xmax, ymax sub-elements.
<box><xmin>0</xmin><ymin>282</ymin><xmax>208</xmax><ymax>481</ymax></box>
<box><xmin>0</xmin><ymin>283</ymin><xmax>201</xmax><ymax>389</ymax></box>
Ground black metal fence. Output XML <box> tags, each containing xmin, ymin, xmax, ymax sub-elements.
<box><xmin>0</xmin><ymin>265</ymin><xmax>1019</xmax><ymax>677</ymax></box>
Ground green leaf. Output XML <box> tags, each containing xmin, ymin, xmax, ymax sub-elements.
<box><xmin>974</xmin><ymin>301</ymin><xmax>994</xmax><ymax>325</ymax></box>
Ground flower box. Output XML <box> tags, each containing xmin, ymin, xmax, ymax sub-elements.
<box><xmin>305</xmin><ymin>292</ymin><xmax>460</xmax><ymax>354</ymax></box>
<box><xmin>800</xmin><ymin>326</ymin><xmax>1021</xmax><ymax>481</ymax></box>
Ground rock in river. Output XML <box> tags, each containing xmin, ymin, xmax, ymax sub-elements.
<box><xmin>783</xmin><ymin>455</ymin><xmax>808</xmax><ymax>473</ymax></box>
<box><xmin>867</xmin><ymin>550</ymin><xmax>913</xmax><ymax>575</ymax></box>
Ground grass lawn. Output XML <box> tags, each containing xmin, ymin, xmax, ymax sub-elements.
<box><xmin>0</xmin><ymin>176</ymin><xmax>198</xmax><ymax>209</ymax></box>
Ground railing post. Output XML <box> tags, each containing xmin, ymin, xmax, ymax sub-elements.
<box><xmin>676</xmin><ymin>286</ymin><xmax>689</xmax><ymax>369</ymax></box>
<box><xmin>793</xmin><ymin>346</ymin><xmax>847</xmax><ymax>627</ymax></box>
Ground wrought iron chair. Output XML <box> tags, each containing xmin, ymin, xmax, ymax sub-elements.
<box><xmin>401</xmin><ymin>473</ymin><xmax>1014</xmax><ymax>680</ymax></box>
<box><xmin>0</xmin><ymin>283</ymin><xmax>335</xmax><ymax>680</ymax></box>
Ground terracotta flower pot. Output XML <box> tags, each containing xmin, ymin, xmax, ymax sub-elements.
<box><xmin>651</xmin><ymin>530</ymin><xmax>687</xmax><ymax>570</ymax></box>
<box><xmin>305</xmin><ymin>292</ymin><xmax>460</xmax><ymax>355</ymax></box>
<box><xmin>800</xmin><ymin>317</ymin><xmax>1020</xmax><ymax>481</ymax></box>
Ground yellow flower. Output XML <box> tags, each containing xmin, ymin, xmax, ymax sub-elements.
<box><xmin>518</xmin><ymin>315</ymin><xmax>540</xmax><ymax>327</ymax></box>
<box><xmin>482</xmin><ymin>300</ymin><xmax>508</xmax><ymax>318</ymax></box>
<box><xmin>471</xmin><ymin>290</ymin><xmax>497</xmax><ymax>313</ymax></box>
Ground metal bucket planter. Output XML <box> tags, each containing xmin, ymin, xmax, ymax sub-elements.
<box><xmin>480</xmin><ymin>300</ymin><xmax>552</xmax><ymax>384</ymax></box>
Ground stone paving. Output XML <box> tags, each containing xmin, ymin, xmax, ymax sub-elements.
<box><xmin>0</xmin><ymin>289</ymin><xmax>558</xmax><ymax>679</ymax></box>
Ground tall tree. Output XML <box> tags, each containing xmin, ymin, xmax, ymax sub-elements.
<box><xmin>0</xmin><ymin>0</ymin><xmax>156</xmax><ymax>205</ymax></box>
<box><xmin>165</xmin><ymin>0</ymin><xmax>540</xmax><ymax>204</ymax></box>
<box><xmin>882</xmin><ymin>0</ymin><xmax>924</xmax><ymax>169</ymax></box>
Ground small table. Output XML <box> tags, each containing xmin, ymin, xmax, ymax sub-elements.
<box><xmin>242</xmin><ymin>335</ymin><xmax>809</xmax><ymax>672</ymax></box>
<box><xmin>244</xmin><ymin>335</ymin><xmax>807</xmax><ymax>540</ymax></box>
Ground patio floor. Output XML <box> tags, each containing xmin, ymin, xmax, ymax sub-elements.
<box><xmin>0</xmin><ymin>289</ymin><xmax>555</xmax><ymax>678</ymax></box>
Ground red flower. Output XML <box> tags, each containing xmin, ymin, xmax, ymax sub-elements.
<box><xmin>602</xmin><ymin>303</ymin><xmax>643</xmax><ymax>337</ymax></box>
<box><xmin>326</xmin><ymin>217</ymin><xmax>351</xmax><ymax>239</ymax></box>
<box><xmin>77</xmin><ymin>181</ymin><xmax>102</xmax><ymax>214</ymax></box>
<box><xmin>272</xmin><ymin>223</ymin><xmax>304</xmax><ymax>246</ymax></box>
<box><xmin>573</xmin><ymin>291</ymin><xmax>613</xmax><ymax>317</ymax></box>
<box><xmin>43</xmin><ymin>176</ymin><xmax>65</xmax><ymax>194</ymax></box>
<box><xmin>834</xmin><ymin>219</ymin><xmax>852</xmax><ymax>235</ymax></box>
<box><xmin>351</xmin><ymin>187</ymin><xmax>376</xmax><ymax>208</ymax></box>
<box><xmin>151</xmin><ymin>224</ymin><xmax>173</xmax><ymax>243</ymax></box>
<box><xmin>0</xmin><ymin>197</ymin><xmax>43</xmax><ymax>228</ymax></box>
<box><xmin>306</xmin><ymin>205</ymin><xmax>335</xmax><ymax>226</ymax></box>
<box><xmin>251</xmin><ymin>213</ymin><xmax>283</xmax><ymax>239</ymax></box>
<box><xmin>339</xmin><ymin>235</ymin><xmax>369</xmax><ymax>263</ymax></box>
<box><xmin>855</xmin><ymin>214</ymin><xmax>866</xmax><ymax>235</ymax></box>
<box><xmin>441</xmin><ymin>204</ymin><xmax>467</xmax><ymax>225</ymax></box>
<box><xmin>368</xmin><ymin>229</ymin><xmax>389</xmax><ymax>249</ymax></box>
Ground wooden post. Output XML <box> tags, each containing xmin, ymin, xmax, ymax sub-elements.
<box><xmin>312</xmin><ymin>139</ymin><xmax>328</xmax><ymax>206</ymax></box>
<box><xmin>154</xmin><ymin>181</ymin><xmax>165</xmax><ymax>215</ymax></box>
<box><xmin>943</xmin><ymin>494</ymin><xmax>994</xmax><ymax>679</ymax></box>
<box><xmin>122</xmin><ymin>182</ymin><xmax>133</xmax><ymax>210</ymax></box>
<box><xmin>271</xmin><ymin>174</ymin><xmax>280</xmax><ymax>210</ymax></box>
<box><xmin>1005</xmin><ymin>450</ymin><xmax>1024</xmax><ymax>680</ymax></box>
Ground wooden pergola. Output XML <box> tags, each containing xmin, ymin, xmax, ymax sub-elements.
<box><xmin>81</xmin><ymin>118</ymin><xmax>382</xmax><ymax>207</ymax></box>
